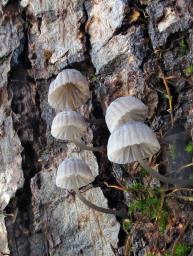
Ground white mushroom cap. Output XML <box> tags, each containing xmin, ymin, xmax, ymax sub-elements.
<box><xmin>48</xmin><ymin>69</ymin><xmax>90</xmax><ymax>111</ymax></box>
<box><xmin>105</xmin><ymin>96</ymin><xmax>148</xmax><ymax>133</ymax></box>
<box><xmin>20</xmin><ymin>0</ymin><xmax>29</xmax><ymax>7</ymax></box>
<box><xmin>107</xmin><ymin>121</ymin><xmax>160</xmax><ymax>164</ymax></box>
<box><xmin>56</xmin><ymin>158</ymin><xmax>95</xmax><ymax>189</ymax></box>
<box><xmin>51</xmin><ymin>110</ymin><xmax>87</xmax><ymax>142</ymax></box>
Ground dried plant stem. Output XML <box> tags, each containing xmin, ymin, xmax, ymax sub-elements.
<box><xmin>165</xmin><ymin>187</ymin><xmax>193</xmax><ymax>196</ymax></box>
<box><xmin>124</xmin><ymin>235</ymin><xmax>132</xmax><ymax>256</ymax></box>
<box><xmin>169</xmin><ymin>195</ymin><xmax>193</xmax><ymax>202</ymax></box>
<box><xmin>155</xmin><ymin>192</ymin><xmax>165</xmax><ymax>223</ymax></box>
<box><xmin>171</xmin><ymin>217</ymin><xmax>191</xmax><ymax>255</ymax></box>
<box><xmin>159</xmin><ymin>67</ymin><xmax>174</xmax><ymax>127</ymax></box>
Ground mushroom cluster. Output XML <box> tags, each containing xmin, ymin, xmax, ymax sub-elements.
<box><xmin>48</xmin><ymin>74</ymin><xmax>191</xmax><ymax>219</ymax></box>
<box><xmin>48</xmin><ymin>69</ymin><xmax>124</xmax><ymax>216</ymax></box>
<box><xmin>106</xmin><ymin>96</ymin><xmax>191</xmax><ymax>186</ymax></box>
<box><xmin>48</xmin><ymin>69</ymin><xmax>101</xmax><ymax>152</ymax></box>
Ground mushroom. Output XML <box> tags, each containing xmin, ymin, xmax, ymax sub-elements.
<box><xmin>20</xmin><ymin>0</ymin><xmax>29</xmax><ymax>7</ymax></box>
<box><xmin>56</xmin><ymin>158</ymin><xmax>126</xmax><ymax>217</ymax></box>
<box><xmin>51</xmin><ymin>110</ymin><xmax>102</xmax><ymax>152</ymax></box>
<box><xmin>48</xmin><ymin>69</ymin><xmax>90</xmax><ymax>111</ymax></box>
<box><xmin>107</xmin><ymin>121</ymin><xmax>192</xmax><ymax>186</ymax></box>
<box><xmin>105</xmin><ymin>96</ymin><xmax>148</xmax><ymax>133</ymax></box>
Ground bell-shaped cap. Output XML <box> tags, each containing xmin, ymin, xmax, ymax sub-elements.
<box><xmin>56</xmin><ymin>158</ymin><xmax>95</xmax><ymax>189</ymax></box>
<box><xmin>105</xmin><ymin>96</ymin><xmax>148</xmax><ymax>133</ymax></box>
<box><xmin>51</xmin><ymin>110</ymin><xmax>87</xmax><ymax>142</ymax></box>
<box><xmin>48</xmin><ymin>69</ymin><xmax>90</xmax><ymax>110</ymax></box>
<box><xmin>107</xmin><ymin>121</ymin><xmax>160</xmax><ymax>164</ymax></box>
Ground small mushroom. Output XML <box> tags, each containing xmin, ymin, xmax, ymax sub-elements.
<box><xmin>105</xmin><ymin>96</ymin><xmax>148</xmax><ymax>133</ymax></box>
<box><xmin>51</xmin><ymin>110</ymin><xmax>102</xmax><ymax>152</ymax></box>
<box><xmin>20</xmin><ymin>0</ymin><xmax>29</xmax><ymax>7</ymax></box>
<box><xmin>107</xmin><ymin>121</ymin><xmax>192</xmax><ymax>186</ymax></box>
<box><xmin>56</xmin><ymin>158</ymin><xmax>125</xmax><ymax>217</ymax></box>
<box><xmin>48</xmin><ymin>69</ymin><xmax>90</xmax><ymax>111</ymax></box>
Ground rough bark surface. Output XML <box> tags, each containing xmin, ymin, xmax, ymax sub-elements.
<box><xmin>0</xmin><ymin>0</ymin><xmax>193</xmax><ymax>255</ymax></box>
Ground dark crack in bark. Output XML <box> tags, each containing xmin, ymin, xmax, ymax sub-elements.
<box><xmin>4</xmin><ymin>4</ymin><xmax>47</xmax><ymax>256</ymax></box>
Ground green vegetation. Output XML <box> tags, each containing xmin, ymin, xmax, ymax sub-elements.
<box><xmin>123</xmin><ymin>181</ymin><xmax>169</xmax><ymax>234</ymax></box>
<box><xmin>185</xmin><ymin>65</ymin><xmax>193</xmax><ymax>75</ymax></box>
<box><xmin>178</xmin><ymin>38</ymin><xmax>187</xmax><ymax>57</ymax></box>
<box><xmin>128</xmin><ymin>195</ymin><xmax>168</xmax><ymax>233</ymax></box>
<box><xmin>130</xmin><ymin>182</ymin><xmax>145</xmax><ymax>190</ymax></box>
<box><xmin>139</xmin><ymin>167</ymin><xmax>149</xmax><ymax>177</ymax></box>
<box><xmin>185</xmin><ymin>142</ymin><xmax>193</xmax><ymax>154</ymax></box>
<box><xmin>173</xmin><ymin>243</ymin><xmax>191</xmax><ymax>256</ymax></box>
<box><xmin>90</xmin><ymin>75</ymin><xmax>97</xmax><ymax>82</ymax></box>
<box><xmin>158</xmin><ymin>209</ymin><xmax>168</xmax><ymax>233</ymax></box>
<box><xmin>120</xmin><ymin>164</ymin><xmax>193</xmax><ymax>255</ymax></box>
<box><xmin>123</xmin><ymin>219</ymin><xmax>132</xmax><ymax>233</ymax></box>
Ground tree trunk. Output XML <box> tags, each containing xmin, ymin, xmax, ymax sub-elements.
<box><xmin>0</xmin><ymin>0</ymin><xmax>193</xmax><ymax>255</ymax></box>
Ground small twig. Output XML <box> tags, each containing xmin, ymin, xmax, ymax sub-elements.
<box><xmin>165</xmin><ymin>187</ymin><xmax>193</xmax><ymax>196</ymax></box>
<box><xmin>104</xmin><ymin>182</ymin><xmax>127</xmax><ymax>191</ymax></box>
<box><xmin>165</xmin><ymin>76</ymin><xmax>176</xmax><ymax>80</ymax></box>
<box><xmin>171</xmin><ymin>217</ymin><xmax>191</xmax><ymax>255</ymax></box>
<box><xmin>0</xmin><ymin>211</ymin><xmax>15</xmax><ymax>219</ymax></box>
<box><xmin>124</xmin><ymin>217</ymin><xmax>147</xmax><ymax>256</ymax></box>
<box><xmin>178</xmin><ymin>162</ymin><xmax>193</xmax><ymax>171</ymax></box>
<box><xmin>163</xmin><ymin>162</ymin><xmax>193</xmax><ymax>177</ymax></box>
<box><xmin>170</xmin><ymin>195</ymin><xmax>193</xmax><ymax>202</ymax></box>
<box><xmin>159</xmin><ymin>67</ymin><xmax>174</xmax><ymax>127</ymax></box>
<box><xmin>155</xmin><ymin>192</ymin><xmax>165</xmax><ymax>223</ymax></box>
<box><xmin>104</xmin><ymin>182</ymin><xmax>148</xmax><ymax>194</ymax></box>
<box><xmin>93</xmin><ymin>210</ymin><xmax>107</xmax><ymax>246</ymax></box>
<box><xmin>10</xmin><ymin>79</ymin><xmax>27</xmax><ymax>83</ymax></box>
<box><xmin>124</xmin><ymin>235</ymin><xmax>132</xmax><ymax>256</ymax></box>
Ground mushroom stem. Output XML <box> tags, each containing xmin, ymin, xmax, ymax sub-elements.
<box><xmin>74</xmin><ymin>186</ymin><xmax>126</xmax><ymax>217</ymax></box>
<box><xmin>132</xmin><ymin>145</ymin><xmax>193</xmax><ymax>187</ymax></box>
<box><xmin>74</xmin><ymin>141</ymin><xmax>103</xmax><ymax>152</ymax></box>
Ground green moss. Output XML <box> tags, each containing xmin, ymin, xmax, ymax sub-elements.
<box><xmin>174</xmin><ymin>243</ymin><xmax>191</xmax><ymax>256</ymax></box>
<box><xmin>185</xmin><ymin>142</ymin><xmax>193</xmax><ymax>154</ymax></box>
<box><xmin>177</xmin><ymin>38</ymin><xmax>187</xmax><ymax>57</ymax></box>
<box><xmin>129</xmin><ymin>197</ymin><xmax>160</xmax><ymax>218</ymax></box>
<box><xmin>185</xmin><ymin>65</ymin><xmax>193</xmax><ymax>75</ymax></box>
<box><xmin>140</xmin><ymin>167</ymin><xmax>149</xmax><ymax>177</ymax></box>
<box><xmin>123</xmin><ymin>219</ymin><xmax>132</xmax><ymax>232</ymax></box>
<box><xmin>90</xmin><ymin>75</ymin><xmax>98</xmax><ymax>82</ymax></box>
<box><xmin>129</xmin><ymin>182</ymin><xmax>145</xmax><ymax>190</ymax></box>
<box><xmin>158</xmin><ymin>209</ymin><xmax>168</xmax><ymax>233</ymax></box>
<box><xmin>127</xmin><ymin>187</ymin><xmax>168</xmax><ymax>234</ymax></box>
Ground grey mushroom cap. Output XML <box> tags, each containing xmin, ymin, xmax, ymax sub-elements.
<box><xmin>48</xmin><ymin>69</ymin><xmax>90</xmax><ymax>111</ymax></box>
<box><xmin>56</xmin><ymin>158</ymin><xmax>95</xmax><ymax>190</ymax></box>
<box><xmin>105</xmin><ymin>96</ymin><xmax>148</xmax><ymax>133</ymax></box>
<box><xmin>107</xmin><ymin>121</ymin><xmax>160</xmax><ymax>164</ymax></box>
<box><xmin>51</xmin><ymin>110</ymin><xmax>87</xmax><ymax>142</ymax></box>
